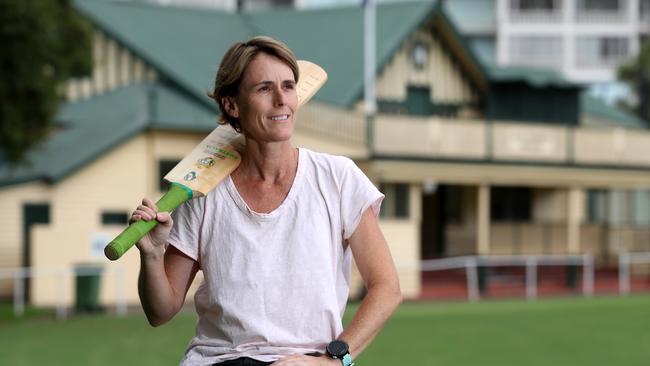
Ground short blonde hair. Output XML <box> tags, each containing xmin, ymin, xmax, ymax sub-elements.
<box><xmin>208</xmin><ymin>36</ymin><xmax>299</xmax><ymax>132</ymax></box>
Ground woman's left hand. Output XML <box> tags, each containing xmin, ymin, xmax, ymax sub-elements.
<box><xmin>270</xmin><ymin>354</ymin><xmax>339</xmax><ymax>366</ymax></box>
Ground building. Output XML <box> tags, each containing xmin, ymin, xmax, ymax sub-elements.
<box><xmin>449</xmin><ymin>0</ymin><xmax>650</xmax><ymax>102</ymax></box>
<box><xmin>1</xmin><ymin>0</ymin><xmax>649</xmax><ymax>307</ymax></box>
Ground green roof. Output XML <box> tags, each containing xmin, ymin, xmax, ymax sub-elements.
<box><xmin>581</xmin><ymin>93</ymin><xmax>648</xmax><ymax>129</ymax></box>
<box><xmin>75</xmin><ymin>0</ymin><xmax>438</xmax><ymax>108</ymax></box>
<box><xmin>0</xmin><ymin>83</ymin><xmax>218</xmax><ymax>186</ymax></box>
<box><xmin>487</xmin><ymin>66</ymin><xmax>577</xmax><ymax>88</ymax></box>
<box><xmin>444</xmin><ymin>0</ymin><xmax>495</xmax><ymax>35</ymax></box>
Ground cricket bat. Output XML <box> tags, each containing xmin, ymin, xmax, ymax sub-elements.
<box><xmin>104</xmin><ymin>60</ymin><xmax>328</xmax><ymax>260</ymax></box>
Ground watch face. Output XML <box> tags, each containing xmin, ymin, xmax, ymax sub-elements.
<box><xmin>327</xmin><ymin>340</ymin><xmax>349</xmax><ymax>357</ymax></box>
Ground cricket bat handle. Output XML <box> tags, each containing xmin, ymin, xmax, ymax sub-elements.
<box><xmin>104</xmin><ymin>183</ymin><xmax>193</xmax><ymax>261</ymax></box>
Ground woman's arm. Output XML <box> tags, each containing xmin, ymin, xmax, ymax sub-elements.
<box><xmin>272</xmin><ymin>207</ymin><xmax>401</xmax><ymax>366</ymax></box>
<box><xmin>338</xmin><ymin>206</ymin><xmax>402</xmax><ymax>358</ymax></box>
<box><xmin>133</xmin><ymin>198</ymin><xmax>199</xmax><ymax>326</ymax></box>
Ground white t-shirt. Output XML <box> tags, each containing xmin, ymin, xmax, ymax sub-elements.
<box><xmin>167</xmin><ymin>148</ymin><xmax>383</xmax><ymax>366</ymax></box>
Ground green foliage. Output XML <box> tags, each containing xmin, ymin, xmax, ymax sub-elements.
<box><xmin>0</xmin><ymin>0</ymin><xmax>92</xmax><ymax>165</ymax></box>
<box><xmin>618</xmin><ymin>40</ymin><xmax>650</xmax><ymax>124</ymax></box>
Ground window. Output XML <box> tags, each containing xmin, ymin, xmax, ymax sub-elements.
<box><xmin>642</xmin><ymin>0</ymin><xmax>650</xmax><ymax>18</ymax></box>
<box><xmin>578</xmin><ymin>0</ymin><xmax>622</xmax><ymax>11</ymax></box>
<box><xmin>512</xmin><ymin>0</ymin><xmax>557</xmax><ymax>11</ymax></box>
<box><xmin>509</xmin><ymin>36</ymin><xmax>563</xmax><ymax>69</ymax></box>
<box><xmin>380</xmin><ymin>183</ymin><xmax>410</xmax><ymax>219</ymax></box>
<box><xmin>587</xmin><ymin>189</ymin><xmax>608</xmax><ymax>223</ymax></box>
<box><xmin>576</xmin><ymin>37</ymin><xmax>628</xmax><ymax>67</ymax></box>
<box><xmin>101</xmin><ymin>211</ymin><xmax>129</xmax><ymax>225</ymax></box>
<box><xmin>600</xmin><ymin>37</ymin><xmax>628</xmax><ymax>60</ymax></box>
<box><xmin>159</xmin><ymin>159</ymin><xmax>180</xmax><ymax>191</ymax></box>
<box><xmin>491</xmin><ymin>186</ymin><xmax>532</xmax><ymax>222</ymax></box>
<box><xmin>411</xmin><ymin>42</ymin><xmax>428</xmax><ymax>70</ymax></box>
<box><xmin>405</xmin><ymin>86</ymin><xmax>433</xmax><ymax>116</ymax></box>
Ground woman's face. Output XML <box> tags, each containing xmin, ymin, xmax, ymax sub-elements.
<box><xmin>227</xmin><ymin>53</ymin><xmax>298</xmax><ymax>144</ymax></box>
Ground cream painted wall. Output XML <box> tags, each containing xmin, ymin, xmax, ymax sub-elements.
<box><xmin>30</xmin><ymin>134</ymin><xmax>152</xmax><ymax>306</ymax></box>
<box><xmin>0</xmin><ymin>182</ymin><xmax>51</xmax><ymax>296</ymax></box>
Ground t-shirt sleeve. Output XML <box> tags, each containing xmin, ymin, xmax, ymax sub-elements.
<box><xmin>167</xmin><ymin>198</ymin><xmax>204</xmax><ymax>263</ymax></box>
<box><xmin>340</xmin><ymin>158</ymin><xmax>384</xmax><ymax>240</ymax></box>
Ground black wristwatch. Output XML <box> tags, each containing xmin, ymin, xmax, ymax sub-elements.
<box><xmin>326</xmin><ymin>340</ymin><xmax>355</xmax><ymax>366</ymax></box>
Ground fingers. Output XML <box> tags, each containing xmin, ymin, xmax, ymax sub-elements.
<box><xmin>130</xmin><ymin>198</ymin><xmax>163</xmax><ymax>223</ymax></box>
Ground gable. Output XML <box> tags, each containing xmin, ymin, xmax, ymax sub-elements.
<box><xmin>375</xmin><ymin>28</ymin><xmax>480</xmax><ymax>116</ymax></box>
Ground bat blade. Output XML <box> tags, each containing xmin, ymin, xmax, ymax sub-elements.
<box><xmin>164</xmin><ymin>127</ymin><xmax>244</xmax><ymax>197</ymax></box>
<box><xmin>104</xmin><ymin>60</ymin><xmax>327</xmax><ymax>260</ymax></box>
<box><xmin>297</xmin><ymin>60</ymin><xmax>327</xmax><ymax>107</ymax></box>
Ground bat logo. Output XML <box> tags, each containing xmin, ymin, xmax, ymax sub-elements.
<box><xmin>184</xmin><ymin>171</ymin><xmax>197</xmax><ymax>181</ymax></box>
<box><xmin>196</xmin><ymin>157</ymin><xmax>215</xmax><ymax>168</ymax></box>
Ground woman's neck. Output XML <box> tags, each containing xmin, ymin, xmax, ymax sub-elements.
<box><xmin>236</xmin><ymin>140</ymin><xmax>298</xmax><ymax>183</ymax></box>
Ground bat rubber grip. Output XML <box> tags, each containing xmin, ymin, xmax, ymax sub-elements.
<box><xmin>104</xmin><ymin>183</ymin><xmax>193</xmax><ymax>261</ymax></box>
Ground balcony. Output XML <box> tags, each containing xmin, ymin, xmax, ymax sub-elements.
<box><xmin>575</xmin><ymin>0</ymin><xmax>630</xmax><ymax>24</ymax></box>
<box><xmin>508</xmin><ymin>9</ymin><xmax>563</xmax><ymax>23</ymax></box>
<box><xmin>372</xmin><ymin>114</ymin><xmax>650</xmax><ymax>167</ymax></box>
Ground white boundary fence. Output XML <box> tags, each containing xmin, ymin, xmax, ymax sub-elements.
<box><xmin>419</xmin><ymin>254</ymin><xmax>595</xmax><ymax>302</ymax></box>
<box><xmin>0</xmin><ymin>264</ymin><xmax>128</xmax><ymax>320</ymax></box>
<box><xmin>2</xmin><ymin>252</ymin><xmax>649</xmax><ymax>319</ymax></box>
<box><xmin>619</xmin><ymin>252</ymin><xmax>650</xmax><ymax>295</ymax></box>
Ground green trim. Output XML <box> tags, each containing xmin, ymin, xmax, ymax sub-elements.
<box><xmin>169</xmin><ymin>182</ymin><xmax>193</xmax><ymax>200</ymax></box>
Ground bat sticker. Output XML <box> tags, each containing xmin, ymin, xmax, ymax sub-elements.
<box><xmin>184</xmin><ymin>171</ymin><xmax>197</xmax><ymax>181</ymax></box>
<box><xmin>197</xmin><ymin>157</ymin><xmax>215</xmax><ymax>167</ymax></box>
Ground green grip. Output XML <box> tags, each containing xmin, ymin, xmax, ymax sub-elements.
<box><xmin>104</xmin><ymin>183</ymin><xmax>193</xmax><ymax>261</ymax></box>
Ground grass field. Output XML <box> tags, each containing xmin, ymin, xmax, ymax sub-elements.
<box><xmin>1</xmin><ymin>295</ymin><xmax>649</xmax><ymax>365</ymax></box>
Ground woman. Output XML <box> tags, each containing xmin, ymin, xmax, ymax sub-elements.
<box><xmin>132</xmin><ymin>36</ymin><xmax>401</xmax><ymax>366</ymax></box>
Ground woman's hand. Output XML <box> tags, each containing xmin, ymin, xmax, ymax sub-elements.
<box><xmin>271</xmin><ymin>355</ymin><xmax>339</xmax><ymax>366</ymax></box>
<box><xmin>131</xmin><ymin>197</ymin><xmax>173</xmax><ymax>258</ymax></box>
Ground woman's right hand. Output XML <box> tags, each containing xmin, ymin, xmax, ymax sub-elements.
<box><xmin>131</xmin><ymin>197</ymin><xmax>174</xmax><ymax>258</ymax></box>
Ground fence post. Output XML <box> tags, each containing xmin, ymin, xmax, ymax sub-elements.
<box><xmin>619</xmin><ymin>252</ymin><xmax>630</xmax><ymax>295</ymax></box>
<box><xmin>56</xmin><ymin>268</ymin><xmax>68</xmax><ymax>320</ymax></box>
<box><xmin>116</xmin><ymin>265</ymin><xmax>128</xmax><ymax>316</ymax></box>
<box><xmin>466</xmin><ymin>258</ymin><xmax>480</xmax><ymax>303</ymax></box>
<box><xmin>582</xmin><ymin>254</ymin><xmax>594</xmax><ymax>297</ymax></box>
<box><xmin>13</xmin><ymin>268</ymin><xmax>25</xmax><ymax>318</ymax></box>
<box><xmin>525</xmin><ymin>258</ymin><xmax>537</xmax><ymax>300</ymax></box>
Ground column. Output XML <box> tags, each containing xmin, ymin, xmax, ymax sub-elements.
<box><xmin>477</xmin><ymin>184</ymin><xmax>491</xmax><ymax>255</ymax></box>
<box><xmin>567</xmin><ymin>186</ymin><xmax>583</xmax><ymax>253</ymax></box>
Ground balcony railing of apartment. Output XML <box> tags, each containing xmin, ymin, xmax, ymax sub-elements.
<box><xmin>575</xmin><ymin>2</ymin><xmax>629</xmax><ymax>23</ymax></box>
<box><xmin>508</xmin><ymin>9</ymin><xmax>564</xmax><ymax>23</ymax></box>
<box><xmin>575</xmin><ymin>36</ymin><xmax>630</xmax><ymax>68</ymax></box>
<box><xmin>508</xmin><ymin>36</ymin><xmax>564</xmax><ymax>69</ymax></box>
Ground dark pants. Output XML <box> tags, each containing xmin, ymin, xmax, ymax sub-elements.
<box><xmin>214</xmin><ymin>357</ymin><xmax>272</xmax><ymax>366</ymax></box>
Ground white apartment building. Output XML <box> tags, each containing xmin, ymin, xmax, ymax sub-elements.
<box><xmin>496</xmin><ymin>0</ymin><xmax>649</xmax><ymax>99</ymax></box>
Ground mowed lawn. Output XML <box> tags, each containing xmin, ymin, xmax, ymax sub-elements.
<box><xmin>1</xmin><ymin>295</ymin><xmax>649</xmax><ymax>365</ymax></box>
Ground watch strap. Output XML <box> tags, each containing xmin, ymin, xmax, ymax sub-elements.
<box><xmin>341</xmin><ymin>353</ymin><xmax>355</xmax><ymax>366</ymax></box>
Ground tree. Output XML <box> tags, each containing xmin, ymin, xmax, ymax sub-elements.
<box><xmin>0</xmin><ymin>0</ymin><xmax>92</xmax><ymax>165</ymax></box>
<box><xmin>618</xmin><ymin>40</ymin><xmax>650</xmax><ymax>124</ymax></box>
